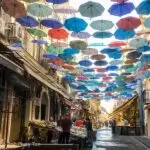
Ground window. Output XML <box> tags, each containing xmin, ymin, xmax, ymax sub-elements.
<box><xmin>35</xmin><ymin>105</ymin><xmax>40</xmax><ymax>120</ymax></box>
<box><xmin>41</xmin><ymin>104</ymin><xmax>46</xmax><ymax>120</ymax></box>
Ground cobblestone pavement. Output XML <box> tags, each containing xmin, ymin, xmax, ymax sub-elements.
<box><xmin>92</xmin><ymin>128</ymin><xmax>149</xmax><ymax>150</ymax></box>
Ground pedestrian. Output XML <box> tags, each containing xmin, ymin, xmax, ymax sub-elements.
<box><xmin>112</xmin><ymin>119</ymin><xmax>116</xmax><ymax>134</ymax></box>
<box><xmin>85</xmin><ymin>117</ymin><xmax>93</xmax><ymax>147</ymax></box>
<box><xmin>57</xmin><ymin>116</ymin><xmax>62</xmax><ymax>127</ymax></box>
<box><xmin>58</xmin><ymin>113</ymin><xmax>72</xmax><ymax>144</ymax></box>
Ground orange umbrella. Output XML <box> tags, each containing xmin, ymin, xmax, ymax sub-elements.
<box><xmin>125</xmin><ymin>59</ymin><xmax>139</xmax><ymax>64</ymax></box>
<box><xmin>108</xmin><ymin>41</ymin><xmax>127</xmax><ymax>47</ymax></box>
<box><xmin>50</xmin><ymin>58</ymin><xmax>65</xmax><ymax>66</ymax></box>
<box><xmin>62</xmin><ymin>64</ymin><xmax>75</xmax><ymax>70</ymax></box>
<box><xmin>2</xmin><ymin>0</ymin><xmax>26</xmax><ymax>18</ymax></box>
<box><xmin>120</xmin><ymin>48</ymin><xmax>135</xmax><ymax>53</ymax></box>
<box><xmin>48</xmin><ymin>28</ymin><xmax>69</xmax><ymax>40</ymax></box>
<box><xmin>91</xmin><ymin>54</ymin><xmax>106</xmax><ymax>60</ymax></box>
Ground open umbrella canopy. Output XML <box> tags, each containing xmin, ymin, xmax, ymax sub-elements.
<box><xmin>108</xmin><ymin>41</ymin><xmax>127</xmax><ymax>47</ymax></box>
<box><xmin>54</xmin><ymin>6</ymin><xmax>77</xmax><ymax>14</ymax></box>
<box><xmin>140</xmin><ymin>54</ymin><xmax>150</xmax><ymax>63</ymax></box>
<box><xmin>126</xmin><ymin>51</ymin><xmax>142</xmax><ymax>59</ymax></box>
<box><xmin>31</xmin><ymin>40</ymin><xmax>48</xmax><ymax>45</ymax></box>
<box><xmin>70</xmin><ymin>40</ymin><xmax>88</xmax><ymax>50</ymax></box>
<box><xmin>2</xmin><ymin>0</ymin><xmax>26</xmax><ymax>18</ymax></box>
<box><xmin>108</xmin><ymin>2</ymin><xmax>135</xmax><ymax>16</ymax></box>
<box><xmin>129</xmin><ymin>38</ymin><xmax>148</xmax><ymax>48</ymax></box>
<box><xmin>90</xmin><ymin>20</ymin><xmax>114</xmax><ymax>31</ymax></box>
<box><xmin>91</xmin><ymin>54</ymin><xmax>106</xmax><ymax>60</ymax></box>
<box><xmin>108</xmin><ymin>52</ymin><xmax>122</xmax><ymax>59</ymax></box>
<box><xmin>137</xmin><ymin>46</ymin><xmax>150</xmax><ymax>52</ymax></box>
<box><xmin>125</xmin><ymin>59</ymin><xmax>139</xmax><ymax>64</ymax></box>
<box><xmin>46</xmin><ymin>0</ymin><xmax>68</xmax><ymax>4</ymax></box>
<box><xmin>27</xmin><ymin>3</ymin><xmax>52</xmax><ymax>18</ymax></box>
<box><xmin>114</xmin><ymin>29</ymin><xmax>135</xmax><ymax>40</ymax></box>
<box><xmin>64</xmin><ymin>48</ymin><xmax>79</xmax><ymax>55</ymax></box>
<box><xmin>23</xmin><ymin>0</ymin><xmax>39</xmax><ymax>3</ymax></box>
<box><xmin>79</xmin><ymin>60</ymin><xmax>92</xmax><ymax>67</ymax></box>
<box><xmin>106</xmin><ymin>65</ymin><xmax>119</xmax><ymax>71</ymax></box>
<box><xmin>50</xmin><ymin>57</ymin><xmax>65</xmax><ymax>66</ymax></box>
<box><xmin>110</xmin><ymin>60</ymin><xmax>123</xmax><ymax>65</ymax></box>
<box><xmin>48</xmin><ymin>28</ymin><xmax>68</xmax><ymax>40</ymax></box>
<box><xmin>71</xmin><ymin>32</ymin><xmax>91</xmax><ymax>39</ymax></box>
<box><xmin>43</xmin><ymin>54</ymin><xmax>57</xmax><ymax>59</ymax></box>
<box><xmin>16</xmin><ymin>15</ymin><xmax>39</xmax><ymax>27</ymax></box>
<box><xmin>136</xmin><ymin>0</ymin><xmax>150</xmax><ymax>15</ymax></box>
<box><xmin>51</xmin><ymin>42</ymin><xmax>68</xmax><ymax>48</ymax></box>
<box><xmin>40</xmin><ymin>18</ymin><xmax>63</xmax><ymax>28</ymax></box>
<box><xmin>94</xmin><ymin>60</ymin><xmax>108</xmax><ymax>66</ymax></box>
<box><xmin>93</xmin><ymin>31</ymin><xmax>113</xmax><ymax>39</ymax></box>
<box><xmin>101</xmin><ymin>48</ymin><xmax>119</xmax><ymax>54</ymax></box>
<box><xmin>79</xmin><ymin>1</ymin><xmax>105</xmax><ymax>18</ymax></box>
<box><xmin>58</xmin><ymin>53</ymin><xmax>73</xmax><ymax>61</ymax></box>
<box><xmin>111</xmin><ymin>0</ymin><xmax>128</xmax><ymax>2</ymax></box>
<box><xmin>27</xmin><ymin>28</ymin><xmax>47</xmax><ymax>37</ymax></box>
<box><xmin>144</xmin><ymin>17</ymin><xmax>150</xmax><ymax>28</ymax></box>
<box><xmin>46</xmin><ymin>45</ymin><xmax>63</xmax><ymax>55</ymax></box>
<box><xmin>64</xmin><ymin>17</ymin><xmax>88</xmax><ymax>32</ymax></box>
<box><xmin>62</xmin><ymin>64</ymin><xmax>74</xmax><ymax>70</ymax></box>
<box><xmin>117</xmin><ymin>17</ymin><xmax>141</xmax><ymax>30</ymax></box>
<box><xmin>82</xmin><ymin>48</ymin><xmax>98</xmax><ymax>55</ymax></box>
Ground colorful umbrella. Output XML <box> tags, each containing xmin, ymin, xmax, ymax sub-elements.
<box><xmin>46</xmin><ymin>0</ymin><xmax>68</xmax><ymax>4</ymax></box>
<box><xmin>48</xmin><ymin>28</ymin><xmax>68</xmax><ymax>40</ymax></box>
<box><xmin>83</xmin><ymin>68</ymin><xmax>95</xmax><ymax>73</ymax></box>
<box><xmin>125</xmin><ymin>59</ymin><xmax>139</xmax><ymax>64</ymax></box>
<box><xmin>129</xmin><ymin>38</ymin><xmax>148</xmax><ymax>48</ymax></box>
<box><xmin>46</xmin><ymin>45</ymin><xmax>63</xmax><ymax>54</ymax></box>
<box><xmin>71</xmin><ymin>32</ymin><xmax>91</xmax><ymax>39</ymax></box>
<box><xmin>117</xmin><ymin>17</ymin><xmax>141</xmax><ymax>30</ymax></box>
<box><xmin>93</xmin><ymin>31</ymin><xmax>113</xmax><ymax>39</ymax></box>
<box><xmin>27</xmin><ymin>28</ymin><xmax>47</xmax><ymax>37</ymax></box>
<box><xmin>43</xmin><ymin>54</ymin><xmax>56</xmax><ymax>59</ymax></box>
<box><xmin>79</xmin><ymin>1</ymin><xmax>104</xmax><ymax>18</ymax></box>
<box><xmin>121</xmin><ymin>64</ymin><xmax>134</xmax><ymax>70</ymax></box>
<box><xmin>2</xmin><ymin>0</ymin><xmax>26</xmax><ymax>18</ymax></box>
<box><xmin>49</xmin><ymin>63</ymin><xmax>61</xmax><ymax>70</ymax></box>
<box><xmin>110</xmin><ymin>60</ymin><xmax>123</xmax><ymax>65</ymax></box>
<box><xmin>101</xmin><ymin>48</ymin><xmax>118</xmax><ymax>54</ymax></box>
<box><xmin>120</xmin><ymin>47</ymin><xmax>135</xmax><ymax>53</ymax></box>
<box><xmin>91</xmin><ymin>54</ymin><xmax>106</xmax><ymax>60</ymax></box>
<box><xmin>89</xmin><ymin>43</ymin><xmax>105</xmax><ymax>46</ymax></box>
<box><xmin>62</xmin><ymin>64</ymin><xmax>74</xmax><ymax>70</ymax></box>
<box><xmin>108</xmin><ymin>41</ymin><xmax>127</xmax><ymax>47</ymax></box>
<box><xmin>40</xmin><ymin>18</ymin><xmax>63</xmax><ymax>28</ymax></box>
<box><xmin>137</xmin><ymin>46</ymin><xmax>150</xmax><ymax>53</ymax></box>
<box><xmin>51</xmin><ymin>42</ymin><xmax>68</xmax><ymax>48</ymax></box>
<box><xmin>27</xmin><ymin>3</ymin><xmax>52</xmax><ymax>18</ymax></box>
<box><xmin>140</xmin><ymin>54</ymin><xmax>150</xmax><ymax>63</ymax></box>
<box><xmin>79</xmin><ymin>60</ymin><xmax>92</xmax><ymax>67</ymax></box>
<box><xmin>108</xmin><ymin>73</ymin><xmax>119</xmax><ymax>77</ymax></box>
<box><xmin>70</xmin><ymin>40</ymin><xmax>88</xmax><ymax>50</ymax></box>
<box><xmin>90</xmin><ymin>20</ymin><xmax>114</xmax><ymax>31</ymax></box>
<box><xmin>136</xmin><ymin>0</ymin><xmax>150</xmax><ymax>15</ymax></box>
<box><xmin>126</xmin><ymin>51</ymin><xmax>142</xmax><ymax>59</ymax></box>
<box><xmin>111</xmin><ymin>0</ymin><xmax>128</xmax><ymax>2</ymax></box>
<box><xmin>94</xmin><ymin>60</ymin><xmax>108</xmax><ymax>66</ymax></box>
<box><xmin>31</xmin><ymin>40</ymin><xmax>48</xmax><ymax>45</ymax></box>
<box><xmin>81</xmin><ymin>48</ymin><xmax>98</xmax><ymax>55</ymax></box>
<box><xmin>114</xmin><ymin>29</ymin><xmax>135</xmax><ymax>40</ymax></box>
<box><xmin>64</xmin><ymin>17</ymin><xmax>88</xmax><ymax>32</ymax></box>
<box><xmin>108</xmin><ymin>52</ymin><xmax>122</xmax><ymax>59</ymax></box>
<box><xmin>23</xmin><ymin>0</ymin><xmax>39</xmax><ymax>3</ymax></box>
<box><xmin>64</xmin><ymin>48</ymin><xmax>79</xmax><ymax>55</ymax></box>
<box><xmin>58</xmin><ymin>53</ymin><xmax>73</xmax><ymax>61</ymax></box>
<box><xmin>144</xmin><ymin>17</ymin><xmax>150</xmax><ymax>28</ymax></box>
<box><xmin>106</xmin><ymin>65</ymin><xmax>118</xmax><ymax>71</ymax></box>
<box><xmin>77</xmin><ymin>75</ymin><xmax>88</xmax><ymax>80</ymax></box>
<box><xmin>108</xmin><ymin>2</ymin><xmax>135</xmax><ymax>16</ymax></box>
<box><xmin>54</xmin><ymin>6</ymin><xmax>77</xmax><ymax>14</ymax></box>
<box><xmin>50</xmin><ymin>58</ymin><xmax>65</xmax><ymax>66</ymax></box>
<box><xmin>16</xmin><ymin>15</ymin><xmax>39</xmax><ymax>27</ymax></box>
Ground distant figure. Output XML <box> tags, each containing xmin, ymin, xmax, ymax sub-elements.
<box><xmin>58</xmin><ymin>113</ymin><xmax>72</xmax><ymax>144</ymax></box>
<box><xmin>57</xmin><ymin>116</ymin><xmax>62</xmax><ymax>127</ymax></box>
<box><xmin>76</xmin><ymin>119</ymin><xmax>83</xmax><ymax>127</ymax></box>
<box><xmin>112</xmin><ymin>119</ymin><xmax>116</xmax><ymax>134</ymax></box>
<box><xmin>47</xmin><ymin>117</ymin><xmax>54</xmax><ymax>143</ymax></box>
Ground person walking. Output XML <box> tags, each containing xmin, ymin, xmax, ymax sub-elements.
<box><xmin>58</xmin><ymin>113</ymin><xmax>72</xmax><ymax>144</ymax></box>
<box><xmin>112</xmin><ymin>119</ymin><xmax>116</xmax><ymax>134</ymax></box>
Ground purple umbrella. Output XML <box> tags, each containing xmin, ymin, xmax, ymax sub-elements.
<box><xmin>46</xmin><ymin>0</ymin><xmax>68</xmax><ymax>4</ymax></box>
<box><xmin>31</xmin><ymin>40</ymin><xmax>48</xmax><ymax>44</ymax></box>
<box><xmin>71</xmin><ymin>31</ymin><xmax>91</xmax><ymax>39</ymax></box>
<box><xmin>40</xmin><ymin>18</ymin><xmax>63</xmax><ymax>28</ymax></box>
<box><xmin>54</xmin><ymin>6</ymin><xmax>77</xmax><ymax>14</ymax></box>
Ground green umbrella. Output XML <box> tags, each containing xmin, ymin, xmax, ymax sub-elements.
<box><xmin>121</xmin><ymin>64</ymin><xmax>134</xmax><ymax>70</ymax></box>
<box><xmin>70</xmin><ymin>40</ymin><xmax>88</xmax><ymax>50</ymax></box>
<box><xmin>27</xmin><ymin>28</ymin><xmax>47</xmax><ymax>37</ymax></box>
<box><xmin>27</xmin><ymin>3</ymin><xmax>52</xmax><ymax>18</ymax></box>
<box><xmin>23</xmin><ymin>0</ymin><xmax>39</xmax><ymax>3</ymax></box>
<box><xmin>90</xmin><ymin>20</ymin><xmax>114</xmax><ymax>31</ymax></box>
<box><xmin>46</xmin><ymin>45</ymin><xmax>63</xmax><ymax>55</ymax></box>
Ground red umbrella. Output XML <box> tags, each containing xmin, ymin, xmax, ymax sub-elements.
<box><xmin>62</xmin><ymin>64</ymin><xmax>75</xmax><ymax>70</ymax></box>
<box><xmin>103</xmin><ymin>76</ymin><xmax>112</xmax><ymax>81</ymax></box>
<box><xmin>108</xmin><ymin>41</ymin><xmax>127</xmax><ymax>47</ymax></box>
<box><xmin>111</xmin><ymin>0</ymin><xmax>128</xmax><ymax>2</ymax></box>
<box><xmin>50</xmin><ymin>58</ymin><xmax>65</xmax><ymax>66</ymax></box>
<box><xmin>2</xmin><ymin>0</ymin><xmax>26</xmax><ymax>18</ymax></box>
<box><xmin>48</xmin><ymin>28</ymin><xmax>69</xmax><ymax>40</ymax></box>
<box><xmin>96</xmin><ymin>68</ymin><xmax>107</xmax><ymax>72</ymax></box>
<box><xmin>117</xmin><ymin>17</ymin><xmax>141</xmax><ymax>30</ymax></box>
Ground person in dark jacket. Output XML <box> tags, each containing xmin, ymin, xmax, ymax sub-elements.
<box><xmin>58</xmin><ymin>113</ymin><xmax>72</xmax><ymax>144</ymax></box>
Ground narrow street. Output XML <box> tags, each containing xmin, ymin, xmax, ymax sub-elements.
<box><xmin>92</xmin><ymin>128</ymin><xmax>148</xmax><ymax>150</ymax></box>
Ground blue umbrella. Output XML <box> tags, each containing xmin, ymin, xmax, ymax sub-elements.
<box><xmin>64</xmin><ymin>48</ymin><xmax>79</xmax><ymax>55</ymax></box>
<box><xmin>58</xmin><ymin>53</ymin><xmax>73</xmax><ymax>61</ymax></box>
<box><xmin>121</xmin><ymin>72</ymin><xmax>132</xmax><ymax>76</ymax></box>
<box><xmin>77</xmin><ymin>85</ymin><xmax>88</xmax><ymax>91</ymax></box>
<box><xmin>83</xmin><ymin>68</ymin><xmax>95</xmax><ymax>72</ymax></box>
<box><xmin>106</xmin><ymin>65</ymin><xmax>118</xmax><ymax>71</ymax></box>
<box><xmin>144</xmin><ymin>17</ymin><xmax>150</xmax><ymax>28</ymax></box>
<box><xmin>79</xmin><ymin>60</ymin><xmax>92</xmax><ymax>67</ymax></box>
<box><xmin>89</xmin><ymin>43</ymin><xmax>105</xmax><ymax>46</ymax></box>
<box><xmin>114</xmin><ymin>29</ymin><xmax>135</xmax><ymax>40</ymax></box>
<box><xmin>108</xmin><ymin>2</ymin><xmax>135</xmax><ymax>16</ymax></box>
<box><xmin>108</xmin><ymin>73</ymin><xmax>119</xmax><ymax>76</ymax></box>
<box><xmin>16</xmin><ymin>15</ymin><xmax>39</xmax><ymax>27</ymax></box>
<box><xmin>31</xmin><ymin>40</ymin><xmax>48</xmax><ymax>44</ymax></box>
<box><xmin>136</xmin><ymin>0</ymin><xmax>150</xmax><ymax>15</ymax></box>
<box><xmin>43</xmin><ymin>54</ymin><xmax>56</xmax><ymax>59</ymax></box>
<box><xmin>108</xmin><ymin>52</ymin><xmax>122</xmax><ymax>59</ymax></box>
<box><xmin>46</xmin><ymin>0</ymin><xmax>68</xmax><ymax>4</ymax></box>
<box><xmin>94</xmin><ymin>60</ymin><xmax>108</xmax><ymax>66</ymax></box>
<box><xmin>137</xmin><ymin>45</ymin><xmax>150</xmax><ymax>52</ymax></box>
<box><xmin>64</xmin><ymin>17</ymin><xmax>88</xmax><ymax>32</ymax></box>
<box><xmin>93</xmin><ymin>31</ymin><xmax>113</xmax><ymax>39</ymax></box>
<box><xmin>101</xmin><ymin>48</ymin><xmax>118</xmax><ymax>54</ymax></box>
<box><xmin>140</xmin><ymin>54</ymin><xmax>150</xmax><ymax>63</ymax></box>
<box><xmin>71</xmin><ymin>31</ymin><xmax>91</xmax><ymax>39</ymax></box>
<box><xmin>95</xmin><ymin>73</ymin><xmax>106</xmax><ymax>78</ymax></box>
<box><xmin>40</xmin><ymin>18</ymin><xmax>63</xmax><ymax>28</ymax></box>
<box><xmin>12</xmin><ymin>42</ymin><xmax>22</xmax><ymax>47</ymax></box>
<box><xmin>110</xmin><ymin>60</ymin><xmax>122</xmax><ymax>65</ymax></box>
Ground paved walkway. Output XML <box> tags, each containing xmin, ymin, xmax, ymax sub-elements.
<box><xmin>92</xmin><ymin>128</ymin><xmax>149</xmax><ymax>150</ymax></box>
